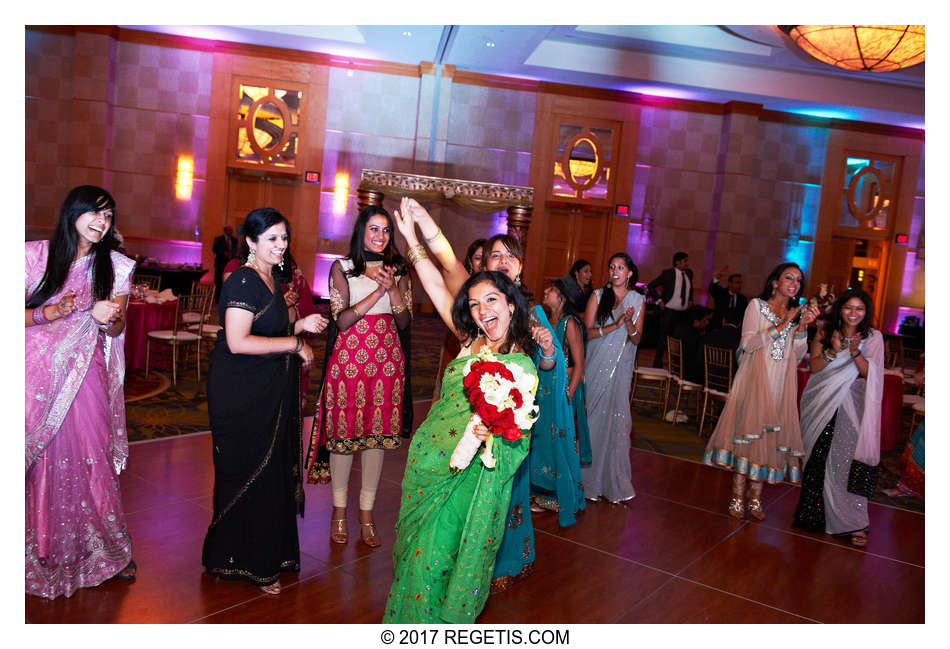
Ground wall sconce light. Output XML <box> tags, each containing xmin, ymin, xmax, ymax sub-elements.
<box><xmin>176</xmin><ymin>157</ymin><xmax>193</xmax><ymax>200</ymax></box>
<box><xmin>334</xmin><ymin>172</ymin><xmax>349</xmax><ymax>215</ymax></box>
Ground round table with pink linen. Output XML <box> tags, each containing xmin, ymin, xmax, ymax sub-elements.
<box><xmin>124</xmin><ymin>299</ymin><xmax>178</xmax><ymax>372</ymax></box>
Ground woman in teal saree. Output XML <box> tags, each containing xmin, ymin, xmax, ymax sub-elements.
<box><xmin>385</xmin><ymin>199</ymin><xmax>555</xmax><ymax>623</ymax></box>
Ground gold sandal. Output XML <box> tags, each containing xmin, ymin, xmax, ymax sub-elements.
<box><xmin>727</xmin><ymin>495</ymin><xmax>745</xmax><ymax>520</ymax></box>
<box><xmin>330</xmin><ymin>518</ymin><xmax>348</xmax><ymax>544</ymax></box>
<box><xmin>360</xmin><ymin>522</ymin><xmax>381</xmax><ymax>548</ymax></box>
<box><xmin>746</xmin><ymin>498</ymin><xmax>766</xmax><ymax>521</ymax></box>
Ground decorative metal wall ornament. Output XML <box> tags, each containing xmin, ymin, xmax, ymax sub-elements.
<box><xmin>231</xmin><ymin>80</ymin><xmax>304</xmax><ymax>173</ymax></box>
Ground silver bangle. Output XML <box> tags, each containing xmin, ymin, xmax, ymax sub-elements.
<box><xmin>598</xmin><ymin>326</ymin><xmax>604</xmax><ymax>338</ymax></box>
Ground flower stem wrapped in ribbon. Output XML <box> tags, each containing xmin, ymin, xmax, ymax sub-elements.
<box><xmin>449</xmin><ymin>349</ymin><xmax>539</xmax><ymax>471</ymax></box>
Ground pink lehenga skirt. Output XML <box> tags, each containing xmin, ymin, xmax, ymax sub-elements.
<box><xmin>26</xmin><ymin>343</ymin><xmax>133</xmax><ymax>599</ymax></box>
<box><xmin>321</xmin><ymin>314</ymin><xmax>404</xmax><ymax>454</ymax></box>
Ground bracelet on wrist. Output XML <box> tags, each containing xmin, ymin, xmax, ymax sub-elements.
<box><xmin>851</xmin><ymin>349</ymin><xmax>861</xmax><ymax>359</ymax></box>
<box><xmin>391</xmin><ymin>302</ymin><xmax>406</xmax><ymax>315</ymax></box>
<box><xmin>406</xmin><ymin>244</ymin><xmax>429</xmax><ymax>266</ymax></box>
<box><xmin>598</xmin><ymin>326</ymin><xmax>604</xmax><ymax>338</ymax></box>
<box><xmin>423</xmin><ymin>228</ymin><xmax>443</xmax><ymax>244</ymax></box>
<box><xmin>31</xmin><ymin>306</ymin><xmax>50</xmax><ymax>325</ymax></box>
<box><xmin>821</xmin><ymin>349</ymin><xmax>836</xmax><ymax>364</ymax></box>
<box><xmin>539</xmin><ymin>349</ymin><xmax>556</xmax><ymax>361</ymax></box>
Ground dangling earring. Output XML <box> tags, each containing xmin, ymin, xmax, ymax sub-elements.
<box><xmin>771</xmin><ymin>284</ymin><xmax>777</xmax><ymax>296</ymax></box>
<box><xmin>247</xmin><ymin>248</ymin><xmax>257</xmax><ymax>266</ymax></box>
<box><xmin>515</xmin><ymin>275</ymin><xmax>522</xmax><ymax>286</ymax></box>
<box><xmin>278</xmin><ymin>255</ymin><xmax>285</xmax><ymax>271</ymax></box>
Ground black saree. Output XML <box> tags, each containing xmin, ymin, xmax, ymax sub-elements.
<box><xmin>202</xmin><ymin>266</ymin><xmax>303</xmax><ymax>586</ymax></box>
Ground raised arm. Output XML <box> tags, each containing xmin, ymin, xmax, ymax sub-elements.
<box><xmin>393</xmin><ymin>198</ymin><xmax>458</xmax><ymax>337</ymax></box>
<box><xmin>401</xmin><ymin>197</ymin><xmax>469</xmax><ymax>295</ymax></box>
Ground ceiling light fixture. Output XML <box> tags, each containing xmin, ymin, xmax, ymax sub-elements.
<box><xmin>403</xmin><ymin>31</ymin><xmax>412</xmax><ymax>37</ymax></box>
<box><xmin>485</xmin><ymin>41</ymin><xmax>495</xmax><ymax>48</ymax></box>
<box><xmin>779</xmin><ymin>25</ymin><xmax>924</xmax><ymax>72</ymax></box>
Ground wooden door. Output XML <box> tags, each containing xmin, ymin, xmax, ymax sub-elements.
<box><xmin>226</xmin><ymin>171</ymin><xmax>300</xmax><ymax>234</ymax></box>
<box><xmin>537</xmin><ymin>204</ymin><xmax>609</xmax><ymax>294</ymax></box>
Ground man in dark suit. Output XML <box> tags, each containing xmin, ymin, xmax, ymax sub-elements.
<box><xmin>647</xmin><ymin>251</ymin><xmax>693</xmax><ymax>368</ymax></box>
<box><xmin>707</xmin><ymin>266</ymin><xmax>747</xmax><ymax>330</ymax></box>
<box><xmin>212</xmin><ymin>225</ymin><xmax>238</xmax><ymax>301</ymax></box>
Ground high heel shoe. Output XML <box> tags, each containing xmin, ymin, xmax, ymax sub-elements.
<box><xmin>360</xmin><ymin>522</ymin><xmax>381</xmax><ymax>548</ymax></box>
<box><xmin>330</xmin><ymin>518</ymin><xmax>348</xmax><ymax>544</ymax></box>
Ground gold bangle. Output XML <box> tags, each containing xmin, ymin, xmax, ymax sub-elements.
<box><xmin>407</xmin><ymin>244</ymin><xmax>429</xmax><ymax>266</ymax></box>
<box><xmin>391</xmin><ymin>303</ymin><xmax>406</xmax><ymax>314</ymax></box>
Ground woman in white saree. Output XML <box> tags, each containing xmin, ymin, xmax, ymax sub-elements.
<box><xmin>793</xmin><ymin>289</ymin><xmax>883</xmax><ymax>547</ymax></box>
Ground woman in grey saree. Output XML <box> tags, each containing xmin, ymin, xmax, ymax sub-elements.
<box><xmin>793</xmin><ymin>289</ymin><xmax>883</xmax><ymax>547</ymax></box>
<box><xmin>581</xmin><ymin>253</ymin><xmax>645</xmax><ymax>503</ymax></box>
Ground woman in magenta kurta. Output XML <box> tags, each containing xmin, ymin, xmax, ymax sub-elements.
<box><xmin>25</xmin><ymin>186</ymin><xmax>137</xmax><ymax>599</ymax></box>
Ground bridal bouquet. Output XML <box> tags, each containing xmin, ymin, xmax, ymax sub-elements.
<box><xmin>449</xmin><ymin>349</ymin><xmax>539</xmax><ymax>471</ymax></box>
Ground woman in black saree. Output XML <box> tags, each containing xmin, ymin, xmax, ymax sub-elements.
<box><xmin>202</xmin><ymin>208</ymin><xmax>328</xmax><ymax>595</ymax></box>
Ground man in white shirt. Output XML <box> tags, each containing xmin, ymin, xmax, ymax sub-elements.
<box><xmin>647</xmin><ymin>251</ymin><xmax>693</xmax><ymax>368</ymax></box>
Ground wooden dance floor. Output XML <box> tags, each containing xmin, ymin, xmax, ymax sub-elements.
<box><xmin>26</xmin><ymin>404</ymin><xmax>924</xmax><ymax>624</ymax></box>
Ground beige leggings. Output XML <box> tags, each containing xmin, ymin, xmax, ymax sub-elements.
<box><xmin>329</xmin><ymin>449</ymin><xmax>385</xmax><ymax>510</ymax></box>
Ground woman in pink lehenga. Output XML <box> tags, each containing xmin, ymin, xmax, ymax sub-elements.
<box><xmin>25</xmin><ymin>186</ymin><xmax>137</xmax><ymax>598</ymax></box>
<box><xmin>304</xmin><ymin>206</ymin><xmax>411</xmax><ymax>548</ymax></box>
<box><xmin>703</xmin><ymin>262</ymin><xmax>821</xmax><ymax>521</ymax></box>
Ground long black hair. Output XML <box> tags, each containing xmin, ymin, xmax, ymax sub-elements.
<box><xmin>346</xmin><ymin>205</ymin><xmax>408</xmax><ymax>278</ymax></box>
<box><xmin>759</xmin><ymin>262</ymin><xmax>804</xmax><ymax>310</ymax></box>
<box><xmin>483</xmin><ymin>233</ymin><xmax>534</xmax><ymax>305</ymax></box>
<box><xmin>27</xmin><ymin>185</ymin><xmax>119</xmax><ymax>309</ymax></box>
<box><xmin>821</xmin><ymin>288</ymin><xmax>874</xmax><ymax>352</ymax></box>
<box><xmin>236</xmin><ymin>207</ymin><xmax>291</xmax><ymax>277</ymax></box>
<box><xmin>451</xmin><ymin>271</ymin><xmax>537</xmax><ymax>358</ymax></box>
<box><xmin>595</xmin><ymin>252</ymin><xmax>638</xmax><ymax>326</ymax></box>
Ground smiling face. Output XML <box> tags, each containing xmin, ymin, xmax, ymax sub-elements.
<box><xmin>468</xmin><ymin>279</ymin><xmax>514</xmax><ymax>343</ymax></box>
<box><xmin>485</xmin><ymin>240</ymin><xmax>523</xmax><ymax>281</ymax></box>
<box><xmin>772</xmin><ymin>266</ymin><xmax>803</xmax><ymax>300</ymax></box>
<box><xmin>840</xmin><ymin>296</ymin><xmax>867</xmax><ymax>330</ymax></box>
<box><xmin>575</xmin><ymin>264</ymin><xmax>592</xmax><ymax>288</ymax></box>
<box><xmin>607</xmin><ymin>256</ymin><xmax>633</xmax><ymax>289</ymax></box>
<box><xmin>249</xmin><ymin>221</ymin><xmax>289</xmax><ymax>268</ymax></box>
<box><xmin>363</xmin><ymin>214</ymin><xmax>391</xmax><ymax>254</ymax></box>
<box><xmin>74</xmin><ymin>208</ymin><xmax>113</xmax><ymax>249</ymax></box>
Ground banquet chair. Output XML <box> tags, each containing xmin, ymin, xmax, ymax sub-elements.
<box><xmin>186</xmin><ymin>287</ymin><xmax>223</xmax><ymax>343</ymax></box>
<box><xmin>663</xmin><ymin>336</ymin><xmax>703</xmax><ymax>427</ymax></box>
<box><xmin>145</xmin><ymin>294</ymin><xmax>205</xmax><ymax>385</ymax></box>
<box><xmin>630</xmin><ymin>356</ymin><xmax>670</xmax><ymax>418</ymax></box>
<box><xmin>885</xmin><ymin>336</ymin><xmax>905</xmax><ymax>369</ymax></box>
<box><xmin>133</xmin><ymin>272</ymin><xmax>162</xmax><ymax>290</ymax></box>
<box><xmin>699</xmin><ymin>345</ymin><xmax>734</xmax><ymax>439</ymax></box>
<box><xmin>182</xmin><ymin>282</ymin><xmax>214</xmax><ymax>326</ymax></box>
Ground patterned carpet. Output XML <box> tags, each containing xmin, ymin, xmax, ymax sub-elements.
<box><xmin>123</xmin><ymin>309</ymin><xmax>447</xmax><ymax>440</ymax></box>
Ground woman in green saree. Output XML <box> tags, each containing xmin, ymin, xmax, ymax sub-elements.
<box><xmin>384</xmin><ymin>200</ymin><xmax>555</xmax><ymax>623</ymax></box>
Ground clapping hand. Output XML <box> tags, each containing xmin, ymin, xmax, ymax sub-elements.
<box><xmin>374</xmin><ymin>265</ymin><xmax>397</xmax><ymax>292</ymax></box>
<box><xmin>799</xmin><ymin>304</ymin><xmax>821</xmax><ymax>327</ymax></box>
<box><xmin>847</xmin><ymin>332</ymin><xmax>863</xmax><ymax>354</ymax></box>
<box><xmin>91</xmin><ymin>299</ymin><xmax>121</xmax><ymax>325</ymax></box>
<box><xmin>299</xmin><ymin>313</ymin><xmax>329</xmax><ymax>334</ymax></box>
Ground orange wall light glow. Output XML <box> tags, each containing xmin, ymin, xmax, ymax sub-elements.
<box><xmin>176</xmin><ymin>157</ymin><xmax>194</xmax><ymax>200</ymax></box>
